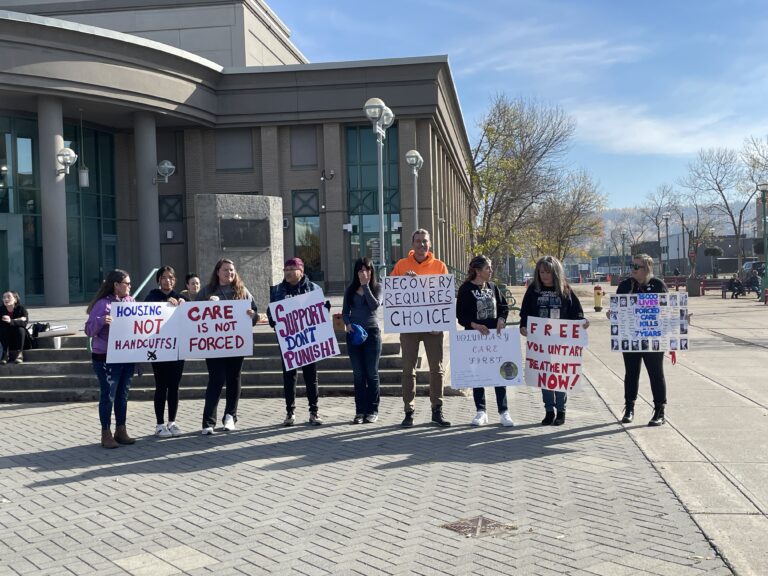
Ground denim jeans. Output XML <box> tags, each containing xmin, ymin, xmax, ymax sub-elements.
<box><xmin>346</xmin><ymin>326</ymin><xmax>382</xmax><ymax>415</ymax></box>
<box><xmin>541</xmin><ymin>389</ymin><xmax>567</xmax><ymax>412</ymax></box>
<box><xmin>202</xmin><ymin>356</ymin><xmax>244</xmax><ymax>428</ymax></box>
<box><xmin>93</xmin><ymin>361</ymin><xmax>134</xmax><ymax>429</ymax></box>
<box><xmin>473</xmin><ymin>386</ymin><xmax>508</xmax><ymax>413</ymax></box>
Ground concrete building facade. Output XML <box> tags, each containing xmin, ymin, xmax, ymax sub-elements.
<box><xmin>0</xmin><ymin>0</ymin><xmax>474</xmax><ymax>304</ymax></box>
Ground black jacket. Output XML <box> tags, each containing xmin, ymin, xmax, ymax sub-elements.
<box><xmin>145</xmin><ymin>288</ymin><xmax>184</xmax><ymax>303</ymax></box>
<box><xmin>519</xmin><ymin>284</ymin><xmax>584</xmax><ymax>328</ymax></box>
<box><xmin>456</xmin><ymin>280</ymin><xmax>508</xmax><ymax>330</ymax></box>
<box><xmin>616</xmin><ymin>277</ymin><xmax>668</xmax><ymax>295</ymax></box>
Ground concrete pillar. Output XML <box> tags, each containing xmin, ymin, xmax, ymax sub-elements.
<box><xmin>37</xmin><ymin>96</ymin><xmax>69</xmax><ymax>306</ymax></box>
<box><xmin>133</xmin><ymin>111</ymin><xmax>161</xmax><ymax>279</ymax></box>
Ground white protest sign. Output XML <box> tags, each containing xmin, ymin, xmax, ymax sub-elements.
<box><xmin>383</xmin><ymin>274</ymin><xmax>455</xmax><ymax>333</ymax></box>
<box><xmin>450</xmin><ymin>327</ymin><xmax>523</xmax><ymax>388</ymax></box>
<box><xmin>178</xmin><ymin>300</ymin><xmax>254</xmax><ymax>359</ymax></box>
<box><xmin>609</xmin><ymin>292</ymin><xmax>689</xmax><ymax>352</ymax></box>
<box><xmin>107</xmin><ymin>302</ymin><xmax>180</xmax><ymax>363</ymax></box>
<box><xmin>268</xmin><ymin>289</ymin><xmax>339</xmax><ymax>370</ymax></box>
<box><xmin>524</xmin><ymin>318</ymin><xmax>588</xmax><ymax>391</ymax></box>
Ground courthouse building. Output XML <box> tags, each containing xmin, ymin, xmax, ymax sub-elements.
<box><xmin>0</xmin><ymin>0</ymin><xmax>474</xmax><ymax>305</ymax></box>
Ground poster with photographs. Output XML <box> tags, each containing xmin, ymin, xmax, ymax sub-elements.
<box><xmin>609</xmin><ymin>292</ymin><xmax>689</xmax><ymax>353</ymax></box>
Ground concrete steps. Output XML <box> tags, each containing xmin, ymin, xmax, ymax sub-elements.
<box><xmin>0</xmin><ymin>331</ymin><xmax>429</xmax><ymax>403</ymax></box>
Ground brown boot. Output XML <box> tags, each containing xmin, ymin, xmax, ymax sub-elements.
<box><xmin>114</xmin><ymin>425</ymin><xmax>135</xmax><ymax>445</ymax></box>
<box><xmin>101</xmin><ymin>429</ymin><xmax>118</xmax><ymax>449</ymax></box>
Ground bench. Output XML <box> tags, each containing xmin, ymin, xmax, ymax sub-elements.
<box><xmin>699</xmin><ymin>278</ymin><xmax>727</xmax><ymax>297</ymax></box>
<box><xmin>661</xmin><ymin>276</ymin><xmax>685</xmax><ymax>291</ymax></box>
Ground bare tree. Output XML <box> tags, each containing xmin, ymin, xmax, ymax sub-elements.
<box><xmin>527</xmin><ymin>170</ymin><xmax>605</xmax><ymax>261</ymax></box>
<box><xmin>640</xmin><ymin>184</ymin><xmax>678</xmax><ymax>272</ymax></box>
<box><xmin>470</xmin><ymin>94</ymin><xmax>575</xmax><ymax>260</ymax></box>
<box><xmin>674</xmin><ymin>182</ymin><xmax>722</xmax><ymax>276</ymax></box>
<box><xmin>681</xmin><ymin>146</ymin><xmax>761</xmax><ymax>270</ymax></box>
<box><xmin>604</xmin><ymin>208</ymin><xmax>649</xmax><ymax>274</ymax></box>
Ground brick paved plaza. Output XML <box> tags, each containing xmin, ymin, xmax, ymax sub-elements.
<box><xmin>1</xmin><ymin>391</ymin><xmax>729</xmax><ymax>575</ymax></box>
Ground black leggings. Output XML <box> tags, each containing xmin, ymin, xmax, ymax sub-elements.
<box><xmin>151</xmin><ymin>360</ymin><xmax>185</xmax><ymax>424</ymax></box>
<box><xmin>622</xmin><ymin>352</ymin><xmax>667</xmax><ymax>405</ymax></box>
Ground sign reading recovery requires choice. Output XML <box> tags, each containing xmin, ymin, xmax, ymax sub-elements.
<box><xmin>383</xmin><ymin>274</ymin><xmax>455</xmax><ymax>333</ymax></box>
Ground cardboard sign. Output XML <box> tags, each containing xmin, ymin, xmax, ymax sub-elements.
<box><xmin>450</xmin><ymin>327</ymin><xmax>523</xmax><ymax>388</ymax></box>
<box><xmin>524</xmin><ymin>318</ymin><xmax>588</xmax><ymax>391</ymax></box>
<box><xmin>383</xmin><ymin>274</ymin><xmax>455</xmax><ymax>333</ymax></box>
<box><xmin>268</xmin><ymin>289</ymin><xmax>340</xmax><ymax>370</ymax></box>
<box><xmin>107</xmin><ymin>302</ymin><xmax>180</xmax><ymax>363</ymax></box>
<box><xmin>609</xmin><ymin>292</ymin><xmax>689</xmax><ymax>352</ymax></box>
<box><xmin>178</xmin><ymin>300</ymin><xmax>254</xmax><ymax>359</ymax></box>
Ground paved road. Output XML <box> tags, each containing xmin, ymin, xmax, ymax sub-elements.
<box><xmin>1</xmin><ymin>293</ymin><xmax>764</xmax><ymax>575</ymax></box>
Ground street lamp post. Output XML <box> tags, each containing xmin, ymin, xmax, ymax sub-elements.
<box><xmin>364</xmin><ymin>98</ymin><xmax>395</xmax><ymax>277</ymax></box>
<box><xmin>662</xmin><ymin>212</ymin><xmax>670</xmax><ymax>276</ymax></box>
<box><xmin>621</xmin><ymin>232</ymin><xmax>626</xmax><ymax>276</ymax></box>
<box><xmin>759</xmin><ymin>183</ymin><xmax>768</xmax><ymax>289</ymax></box>
<box><xmin>405</xmin><ymin>149</ymin><xmax>423</xmax><ymax>232</ymax></box>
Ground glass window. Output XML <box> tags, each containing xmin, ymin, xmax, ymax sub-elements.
<box><xmin>290</xmin><ymin>125</ymin><xmax>317</xmax><ymax>168</ymax></box>
<box><xmin>294</xmin><ymin>215</ymin><xmax>321</xmax><ymax>280</ymax></box>
<box><xmin>215</xmin><ymin>129</ymin><xmax>253</xmax><ymax>171</ymax></box>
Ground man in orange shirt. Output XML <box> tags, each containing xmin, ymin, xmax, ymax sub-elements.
<box><xmin>391</xmin><ymin>228</ymin><xmax>451</xmax><ymax>427</ymax></box>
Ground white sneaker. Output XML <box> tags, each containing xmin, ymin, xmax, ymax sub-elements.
<box><xmin>201</xmin><ymin>427</ymin><xmax>214</xmax><ymax>435</ymax></box>
<box><xmin>223</xmin><ymin>414</ymin><xmax>236</xmax><ymax>431</ymax></box>
<box><xmin>155</xmin><ymin>424</ymin><xmax>172</xmax><ymax>438</ymax></box>
<box><xmin>471</xmin><ymin>410</ymin><xmax>489</xmax><ymax>426</ymax></box>
<box><xmin>499</xmin><ymin>411</ymin><xmax>515</xmax><ymax>427</ymax></box>
<box><xmin>167</xmin><ymin>422</ymin><xmax>182</xmax><ymax>437</ymax></box>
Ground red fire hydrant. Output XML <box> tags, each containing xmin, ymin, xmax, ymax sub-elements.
<box><xmin>594</xmin><ymin>285</ymin><xmax>604</xmax><ymax>312</ymax></box>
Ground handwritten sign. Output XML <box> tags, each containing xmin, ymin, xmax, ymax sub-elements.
<box><xmin>450</xmin><ymin>328</ymin><xmax>523</xmax><ymax>388</ymax></box>
<box><xmin>268</xmin><ymin>289</ymin><xmax>339</xmax><ymax>370</ymax></box>
<box><xmin>609</xmin><ymin>292</ymin><xmax>689</xmax><ymax>352</ymax></box>
<box><xmin>107</xmin><ymin>302</ymin><xmax>180</xmax><ymax>363</ymax></box>
<box><xmin>178</xmin><ymin>300</ymin><xmax>254</xmax><ymax>359</ymax></box>
<box><xmin>383</xmin><ymin>274</ymin><xmax>455</xmax><ymax>333</ymax></box>
<box><xmin>524</xmin><ymin>318</ymin><xmax>588</xmax><ymax>391</ymax></box>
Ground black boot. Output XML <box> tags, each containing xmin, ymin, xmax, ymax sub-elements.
<box><xmin>553</xmin><ymin>411</ymin><xmax>566</xmax><ymax>426</ymax></box>
<box><xmin>401</xmin><ymin>411</ymin><xmax>414</xmax><ymax>428</ymax></box>
<box><xmin>431</xmin><ymin>408</ymin><xmax>451</xmax><ymax>427</ymax></box>
<box><xmin>621</xmin><ymin>402</ymin><xmax>634</xmax><ymax>424</ymax></box>
<box><xmin>648</xmin><ymin>404</ymin><xmax>666</xmax><ymax>426</ymax></box>
<box><xmin>541</xmin><ymin>411</ymin><xmax>556</xmax><ymax>425</ymax></box>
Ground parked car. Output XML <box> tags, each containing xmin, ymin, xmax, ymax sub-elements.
<box><xmin>743</xmin><ymin>261</ymin><xmax>765</xmax><ymax>276</ymax></box>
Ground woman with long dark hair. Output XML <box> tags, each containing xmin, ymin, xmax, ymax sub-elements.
<box><xmin>519</xmin><ymin>255</ymin><xmax>589</xmax><ymax>426</ymax></box>
<box><xmin>197</xmin><ymin>258</ymin><xmax>257</xmax><ymax>435</ymax></box>
<box><xmin>85</xmin><ymin>269</ymin><xmax>136</xmax><ymax>449</ymax></box>
<box><xmin>455</xmin><ymin>255</ymin><xmax>514</xmax><ymax>426</ymax></box>
<box><xmin>145</xmin><ymin>265</ymin><xmax>186</xmax><ymax>437</ymax></box>
<box><xmin>342</xmin><ymin>257</ymin><xmax>382</xmax><ymax>424</ymax></box>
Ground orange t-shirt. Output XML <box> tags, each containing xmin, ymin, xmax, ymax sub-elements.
<box><xmin>391</xmin><ymin>250</ymin><xmax>448</xmax><ymax>276</ymax></box>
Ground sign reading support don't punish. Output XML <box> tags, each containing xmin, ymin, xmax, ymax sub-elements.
<box><xmin>383</xmin><ymin>274</ymin><xmax>455</xmax><ymax>333</ymax></box>
<box><xmin>268</xmin><ymin>289</ymin><xmax>340</xmax><ymax>370</ymax></box>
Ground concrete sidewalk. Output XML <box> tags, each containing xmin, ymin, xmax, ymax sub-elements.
<box><xmin>0</xmin><ymin>293</ymin><xmax>763</xmax><ymax>575</ymax></box>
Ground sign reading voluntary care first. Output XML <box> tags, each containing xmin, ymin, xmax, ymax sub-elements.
<box><xmin>268</xmin><ymin>289</ymin><xmax>340</xmax><ymax>370</ymax></box>
<box><xmin>383</xmin><ymin>274</ymin><xmax>455</xmax><ymax>333</ymax></box>
<box><xmin>450</xmin><ymin>328</ymin><xmax>524</xmax><ymax>388</ymax></box>
<box><xmin>524</xmin><ymin>318</ymin><xmax>588</xmax><ymax>392</ymax></box>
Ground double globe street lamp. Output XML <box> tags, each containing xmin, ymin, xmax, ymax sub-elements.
<box><xmin>364</xmin><ymin>98</ymin><xmax>395</xmax><ymax>277</ymax></box>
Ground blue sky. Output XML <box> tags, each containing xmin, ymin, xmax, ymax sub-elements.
<box><xmin>266</xmin><ymin>0</ymin><xmax>768</xmax><ymax>208</ymax></box>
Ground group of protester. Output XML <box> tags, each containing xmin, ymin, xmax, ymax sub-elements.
<box><xmin>84</xmin><ymin>228</ymin><xmax>674</xmax><ymax>449</ymax></box>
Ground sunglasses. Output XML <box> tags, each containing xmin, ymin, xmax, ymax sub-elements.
<box><xmin>631</xmin><ymin>264</ymin><xmax>646</xmax><ymax>271</ymax></box>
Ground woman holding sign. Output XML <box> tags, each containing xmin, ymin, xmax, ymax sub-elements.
<box><xmin>145</xmin><ymin>265</ymin><xmax>186</xmax><ymax>438</ymax></box>
<box><xmin>614</xmin><ymin>254</ymin><xmax>668</xmax><ymax>426</ymax></box>
<box><xmin>197</xmin><ymin>258</ymin><xmax>258</xmax><ymax>435</ymax></box>
<box><xmin>456</xmin><ymin>255</ymin><xmax>515</xmax><ymax>427</ymax></box>
<box><xmin>342</xmin><ymin>257</ymin><xmax>382</xmax><ymax>424</ymax></box>
<box><xmin>519</xmin><ymin>255</ymin><xmax>589</xmax><ymax>426</ymax></box>
<box><xmin>85</xmin><ymin>269</ymin><xmax>137</xmax><ymax>449</ymax></box>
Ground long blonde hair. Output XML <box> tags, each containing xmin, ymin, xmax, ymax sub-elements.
<box><xmin>533</xmin><ymin>255</ymin><xmax>570</xmax><ymax>297</ymax></box>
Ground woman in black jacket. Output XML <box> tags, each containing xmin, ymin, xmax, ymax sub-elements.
<box><xmin>0</xmin><ymin>291</ymin><xmax>28</xmax><ymax>364</ymax></box>
<box><xmin>519</xmin><ymin>256</ymin><xmax>589</xmax><ymax>426</ymax></box>
<box><xmin>456</xmin><ymin>255</ymin><xmax>514</xmax><ymax>426</ymax></box>
<box><xmin>614</xmin><ymin>254</ymin><xmax>668</xmax><ymax>426</ymax></box>
<box><xmin>145</xmin><ymin>266</ymin><xmax>186</xmax><ymax>437</ymax></box>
